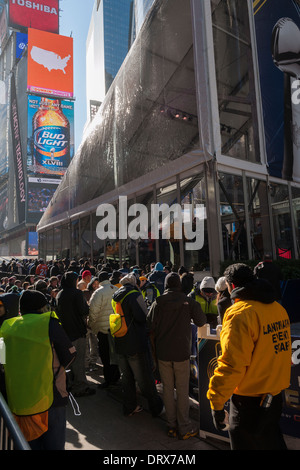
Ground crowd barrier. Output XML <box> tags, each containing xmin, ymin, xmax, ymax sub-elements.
<box><xmin>0</xmin><ymin>393</ymin><xmax>30</xmax><ymax>450</ymax></box>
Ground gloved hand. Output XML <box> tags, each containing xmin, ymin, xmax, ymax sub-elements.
<box><xmin>211</xmin><ymin>409</ymin><xmax>229</xmax><ymax>432</ymax></box>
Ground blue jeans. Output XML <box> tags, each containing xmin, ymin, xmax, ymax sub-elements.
<box><xmin>117</xmin><ymin>351</ymin><xmax>163</xmax><ymax>416</ymax></box>
<box><xmin>29</xmin><ymin>406</ymin><xmax>66</xmax><ymax>450</ymax></box>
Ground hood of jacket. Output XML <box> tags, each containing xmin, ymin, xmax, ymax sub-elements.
<box><xmin>154</xmin><ymin>262</ymin><xmax>164</xmax><ymax>272</ymax></box>
<box><xmin>112</xmin><ymin>283</ymin><xmax>138</xmax><ymax>303</ymax></box>
<box><xmin>60</xmin><ymin>271</ymin><xmax>78</xmax><ymax>289</ymax></box>
<box><xmin>230</xmin><ymin>278</ymin><xmax>276</xmax><ymax>304</ymax></box>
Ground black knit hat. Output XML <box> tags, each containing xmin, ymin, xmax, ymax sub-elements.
<box><xmin>98</xmin><ymin>271</ymin><xmax>110</xmax><ymax>282</ymax></box>
<box><xmin>165</xmin><ymin>272</ymin><xmax>182</xmax><ymax>289</ymax></box>
<box><xmin>20</xmin><ymin>290</ymin><xmax>49</xmax><ymax>314</ymax></box>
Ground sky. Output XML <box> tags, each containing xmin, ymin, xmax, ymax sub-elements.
<box><xmin>59</xmin><ymin>0</ymin><xmax>95</xmax><ymax>152</ymax></box>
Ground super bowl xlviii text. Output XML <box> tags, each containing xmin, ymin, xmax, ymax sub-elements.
<box><xmin>102</xmin><ymin>454</ymin><xmax>196</xmax><ymax>466</ymax></box>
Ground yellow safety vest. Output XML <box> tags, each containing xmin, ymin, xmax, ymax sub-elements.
<box><xmin>195</xmin><ymin>294</ymin><xmax>218</xmax><ymax>315</ymax></box>
<box><xmin>0</xmin><ymin>312</ymin><xmax>54</xmax><ymax>416</ymax></box>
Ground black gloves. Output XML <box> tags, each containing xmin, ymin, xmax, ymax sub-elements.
<box><xmin>211</xmin><ymin>409</ymin><xmax>229</xmax><ymax>432</ymax></box>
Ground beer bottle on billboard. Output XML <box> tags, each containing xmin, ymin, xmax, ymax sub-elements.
<box><xmin>32</xmin><ymin>98</ymin><xmax>70</xmax><ymax>176</ymax></box>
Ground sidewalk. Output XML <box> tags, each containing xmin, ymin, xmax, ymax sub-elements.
<box><xmin>65</xmin><ymin>364</ymin><xmax>300</xmax><ymax>452</ymax></box>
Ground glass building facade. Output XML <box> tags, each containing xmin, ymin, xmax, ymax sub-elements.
<box><xmin>37</xmin><ymin>0</ymin><xmax>300</xmax><ymax>277</ymax></box>
<box><xmin>103</xmin><ymin>0</ymin><xmax>133</xmax><ymax>90</ymax></box>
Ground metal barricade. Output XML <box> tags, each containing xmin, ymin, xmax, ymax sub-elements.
<box><xmin>0</xmin><ymin>393</ymin><xmax>31</xmax><ymax>450</ymax></box>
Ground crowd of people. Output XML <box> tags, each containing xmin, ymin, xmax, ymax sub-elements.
<box><xmin>0</xmin><ymin>253</ymin><xmax>292</xmax><ymax>451</ymax></box>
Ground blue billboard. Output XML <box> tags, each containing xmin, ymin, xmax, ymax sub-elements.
<box><xmin>254</xmin><ymin>0</ymin><xmax>300</xmax><ymax>181</ymax></box>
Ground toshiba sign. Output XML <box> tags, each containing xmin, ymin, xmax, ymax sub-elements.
<box><xmin>8</xmin><ymin>0</ymin><xmax>59</xmax><ymax>34</ymax></box>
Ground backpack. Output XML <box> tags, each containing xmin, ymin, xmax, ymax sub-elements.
<box><xmin>110</xmin><ymin>290</ymin><xmax>139</xmax><ymax>338</ymax></box>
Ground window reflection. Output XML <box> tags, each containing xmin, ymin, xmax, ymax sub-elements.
<box><xmin>71</xmin><ymin>220</ymin><xmax>80</xmax><ymax>261</ymax></box>
<box><xmin>246</xmin><ymin>178</ymin><xmax>272</xmax><ymax>260</ymax></box>
<box><xmin>80</xmin><ymin>216</ymin><xmax>92</xmax><ymax>260</ymax></box>
<box><xmin>91</xmin><ymin>213</ymin><xmax>105</xmax><ymax>264</ymax></box>
<box><xmin>53</xmin><ymin>227</ymin><xmax>61</xmax><ymax>260</ymax></box>
<box><xmin>291</xmin><ymin>186</ymin><xmax>300</xmax><ymax>258</ymax></box>
<box><xmin>136</xmin><ymin>191</ymin><xmax>156</xmax><ymax>269</ymax></box>
<box><xmin>61</xmin><ymin>224</ymin><xmax>71</xmax><ymax>261</ymax></box>
<box><xmin>211</xmin><ymin>0</ymin><xmax>259</xmax><ymax>162</ymax></box>
<box><xmin>219</xmin><ymin>172</ymin><xmax>248</xmax><ymax>260</ymax></box>
<box><xmin>269</xmin><ymin>183</ymin><xmax>293</xmax><ymax>259</ymax></box>
<box><xmin>180</xmin><ymin>175</ymin><xmax>209</xmax><ymax>271</ymax></box>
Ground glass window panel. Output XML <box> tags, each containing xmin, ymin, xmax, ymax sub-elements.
<box><xmin>53</xmin><ymin>227</ymin><xmax>61</xmax><ymax>260</ymax></box>
<box><xmin>61</xmin><ymin>224</ymin><xmax>71</xmax><ymax>261</ymax></box>
<box><xmin>156</xmin><ymin>179</ymin><xmax>180</xmax><ymax>270</ymax></box>
<box><xmin>180</xmin><ymin>174</ymin><xmax>209</xmax><ymax>271</ymax></box>
<box><xmin>211</xmin><ymin>0</ymin><xmax>259</xmax><ymax>163</ymax></box>
<box><xmin>80</xmin><ymin>215</ymin><xmax>92</xmax><ymax>260</ymax></box>
<box><xmin>45</xmin><ymin>228</ymin><xmax>54</xmax><ymax>261</ymax></box>
<box><xmin>104</xmin><ymin>203</ymin><xmax>119</xmax><ymax>268</ymax></box>
<box><xmin>269</xmin><ymin>183</ymin><xmax>294</xmax><ymax>259</ymax></box>
<box><xmin>122</xmin><ymin>198</ymin><xmax>137</xmax><ymax>268</ymax></box>
<box><xmin>91</xmin><ymin>213</ymin><xmax>106</xmax><ymax>266</ymax></box>
<box><xmin>71</xmin><ymin>220</ymin><xmax>80</xmax><ymax>261</ymax></box>
<box><xmin>219</xmin><ymin>172</ymin><xmax>248</xmax><ymax>260</ymax></box>
<box><xmin>39</xmin><ymin>232</ymin><xmax>46</xmax><ymax>261</ymax></box>
<box><xmin>291</xmin><ymin>186</ymin><xmax>300</xmax><ymax>258</ymax></box>
<box><xmin>135</xmin><ymin>190</ymin><xmax>156</xmax><ymax>270</ymax></box>
<box><xmin>246</xmin><ymin>178</ymin><xmax>272</xmax><ymax>260</ymax></box>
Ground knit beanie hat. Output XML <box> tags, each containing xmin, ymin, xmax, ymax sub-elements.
<box><xmin>215</xmin><ymin>276</ymin><xmax>227</xmax><ymax>293</ymax></box>
<box><xmin>165</xmin><ymin>272</ymin><xmax>181</xmax><ymax>289</ymax></box>
<box><xmin>200</xmin><ymin>276</ymin><xmax>216</xmax><ymax>291</ymax></box>
<box><xmin>98</xmin><ymin>271</ymin><xmax>110</xmax><ymax>283</ymax></box>
<box><xmin>120</xmin><ymin>273</ymin><xmax>137</xmax><ymax>286</ymax></box>
<box><xmin>20</xmin><ymin>290</ymin><xmax>49</xmax><ymax>314</ymax></box>
<box><xmin>82</xmin><ymin>270</ymin><xmax>92</xmax><ymax>279</ymax></box>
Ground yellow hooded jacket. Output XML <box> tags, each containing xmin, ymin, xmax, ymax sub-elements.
<box><xmin>207</xmin><ymin>298</ymin><xmax>291</xmax><ymax>411</ymax></box>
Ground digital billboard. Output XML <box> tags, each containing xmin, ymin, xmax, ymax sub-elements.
<box><xmin>254</xmin><ymin>0</ymin><xmax>300</xmax><ymax>180</ymax></box>
<box><xmin>16</xmin><ymin>32</ymin><xmax>28</xmax><ymax>59</ymax></box>
<box><xmin>27</xmin><ymin>181</ymin><xmax>58</xmax><ymax>222</ymax></box>
<box><xmin>8</xmin><ymin>0</ymin><xmax>59</xmax><ymax>34</ymax></box>
<box><xmin>27</xmin><ymin>28</ymin><xmax>74</xmax><ymax>98</ymax></box>
<box><xmin>28</xmin><ymin>231</ymin><xmax>38</xmax><ymax>256</ymax></box>
<box><xmin>27</xmin><ymin>94</ymin><xmax>74</xmax><ymax>179</ymax></box>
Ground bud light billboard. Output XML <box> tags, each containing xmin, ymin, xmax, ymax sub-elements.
<box><xmin>253</xmin><ymin>0</ymin><xmax>300</xmax><ymax>181</ymax></box>
<box><xmin>27</xmin><ymin>95</ymin><xmax>74</xmax><ymax>179</ymax></box>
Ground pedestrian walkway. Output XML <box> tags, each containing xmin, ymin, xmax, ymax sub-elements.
<box><xmin>65</xmin><ymin>363</ymin><xmax>229</xmax><ymax>452</ymax></box>
<box><xmin>65</xmin><ymin>363</ymin><xmax>300</xmax><ymax>452</ymax></box>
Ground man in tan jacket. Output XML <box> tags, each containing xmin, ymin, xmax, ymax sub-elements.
<box><xmin>89</xmin><ymin>271</ymin><xmax>119</xmax><ymax>388</ymax></box>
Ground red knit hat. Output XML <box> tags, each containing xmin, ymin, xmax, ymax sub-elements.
<box><xmin>82</xmin><ymin>270</ymin><xmax>92</xmax><ymax>279</ymax></box>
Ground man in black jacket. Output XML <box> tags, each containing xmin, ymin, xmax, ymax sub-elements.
<box><xmin>56</xmin><ymin>271</ymin><xmax>95</xmax><ymax>397</ymax></box>
<box><xmin>112</xmin><ymin>273</ymin><xmax>163</xmax><ymax>417</ymax></box>
<box><xmin>147</xmin><ymin>272</ymin><xmax>207</xmax><ymax>440</ymax></box>
<box><xmin>253</xmin><ymin>253</ymin><xmax>283</xmax><ymax>301</ymax></box>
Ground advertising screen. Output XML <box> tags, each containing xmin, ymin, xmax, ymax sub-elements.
<box><xmin>8</xmin><ymin>0</ymin><xmax>59</xmax><ymax>34</ymax></box>
<box><xmin>27</xmin><ymin>94</ymin><xmax>74</xmax><ymax>179</ymax></box>
<box><xmin>28</xmin><ymin>231</ymin><xmax>38</xmax><ymax>256</ymax></box>
<box><xmin>27</xmin><ymin>28</ymin><xmax>73</xmax><ymax>98</ymax></box>
<box><xmin>16</xmin><ymin>32</ymin><xmax>28</xmax><ymax>59</ymax></box>
<box><xmin>254</xmin><ymin>0</ymin><xmax>300</xmax><ymax>181</ymax></box>
<box><xmin>27</xmin><ymin>182</ymin><xmax>57</xmax><ymax>215</ymax></box>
